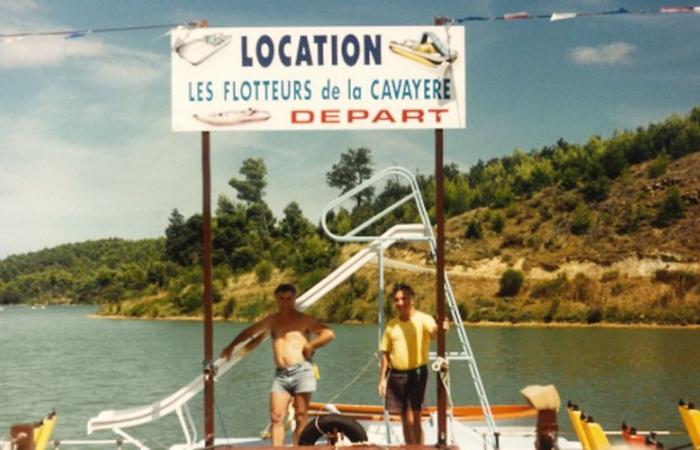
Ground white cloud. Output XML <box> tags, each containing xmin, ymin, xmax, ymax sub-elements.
<box><xmin>1</xmin><ymin>0</ymin><xmax>38</xmax><ymax>12</ymax></box>
<box><xmin>0</xmin><ymin>19</ymin><xmax>166</xmax><ymax>87</ymax></box>
<box><xmin>85</xmin><ymin>46</ymin><xmax>167</xmax><ymax>86</ymax></box>
<box><xmin>0</xmin><ymin>35</ymin><xmax>106</xmax><ymax>69</ymax></box>
<box><xmin>569</xmin><ymin>42</ymin><xmax>636</xmax><ymax>66</ymax></box>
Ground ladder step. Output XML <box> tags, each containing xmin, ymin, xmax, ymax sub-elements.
<box><xmin>429</xmin><ymin>351</ymin><xmax>472</xmax><ymax>361</ymax></box>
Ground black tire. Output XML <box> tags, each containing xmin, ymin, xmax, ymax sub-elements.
<box><xmin>298</xmin><ymin>414</ymin><xmax>368</xmax><ymax>446</ymax></box>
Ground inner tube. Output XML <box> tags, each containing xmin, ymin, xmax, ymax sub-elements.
<box><xmin>298</xmin><ymin>414</ymin><xmax>367</xmax><ymax>446</ymax></box>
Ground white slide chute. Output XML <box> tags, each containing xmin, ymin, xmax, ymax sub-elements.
<box><xmin>86</xmin><ymin>223</ymin><xmax>428</xmax><ymax>448</ymax></box>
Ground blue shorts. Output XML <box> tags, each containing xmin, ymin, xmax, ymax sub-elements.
<box><xmin>270</xmin><ymin>361</ymin><xmax>316</xmax><ymax>395</ymax></box>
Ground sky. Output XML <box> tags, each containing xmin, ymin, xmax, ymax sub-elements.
<box><xmin>1</xmin><ymin>0</ymin><xmax>699</xmax><ymax>259</ymax></box>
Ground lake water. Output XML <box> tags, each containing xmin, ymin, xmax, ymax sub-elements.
<box><xmin>2</xmin><ymin>305</ymin><xmax>700</xmax><ymax>447</ymax></box>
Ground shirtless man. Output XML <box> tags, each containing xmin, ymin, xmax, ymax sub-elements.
<box><xmin>220</xmin><ymin>284</ymin><xmax>335</xmax><ymax>446</ymax></box>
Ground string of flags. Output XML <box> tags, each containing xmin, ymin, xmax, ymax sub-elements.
<box><xmin>1</xmin><ymin>6</ymin><xmax>698</xmax><ymax>44</ymax></box>
<box><xmin>450</xmin><ymin>5</ymin><xmax>700</xmax><ymax>23</ymax></box>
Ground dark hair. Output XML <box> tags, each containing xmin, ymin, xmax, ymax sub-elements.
<box><xmin>274</xmin><ymin>283</ymin><xmax>297</xmax><ymax>296</ymax></box>
<box><xmin>391</xmin><ymin>283</ymin><xmax>414</xmax><ymax>299</ymax></box>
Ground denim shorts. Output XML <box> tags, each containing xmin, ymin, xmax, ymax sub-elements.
<box><xmin>271</xmin><ymin>361</ymin><xmax>317</xmax><ymax>395</ymax></box>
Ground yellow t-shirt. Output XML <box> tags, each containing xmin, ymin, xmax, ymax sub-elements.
<box><xmin>380</xmin><ymin>311</ymin><xmax>437</xmax><ymax>370</ymax></box>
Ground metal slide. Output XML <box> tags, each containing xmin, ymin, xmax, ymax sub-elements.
<box><xmin>85</xmin><ymin>166</ymin><xmax>498</xmax><ymax>449</ymax></box>
<box><xmin>85</xmin><ymin>223</ymin><xmax>429</xmax><ymax>449</ymax></box>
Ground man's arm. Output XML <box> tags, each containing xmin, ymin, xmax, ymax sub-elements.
<box><xmin>377</xmin><ymin>351</ymin><xmax>390</xmax><ymax>397</ymax></box>
<box><xmin>220</xmin><ymin>316</ymin><xmax>271</xmax><ymax>360</ymax></box>
<box><xmin>427</xmin><ymin>312</ymin><xmax>449</xmax><ymax>340</ymax></box>
<box><xmin>428</xmin><ymin>314</ymin><xmax>439</xmax><ymax>339</ymax></box>
<box><xmin>302</xmin><ymin>316</ymin><xmax>335</xmax><ymax>359</ymax></box>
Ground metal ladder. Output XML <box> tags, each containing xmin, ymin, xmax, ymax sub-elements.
<box><xmin>320</xmin><ymin>166</ymin><xmax>499</xmax><ymax>447</ymax></box>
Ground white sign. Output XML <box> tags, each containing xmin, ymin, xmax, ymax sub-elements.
<box><xmin>171</xmin><ymin>26</ymin><xmax>466</xmax><ymax>131</ymax></box>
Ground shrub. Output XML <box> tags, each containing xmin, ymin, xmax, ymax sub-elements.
<box><xmin>464</xmin><ymin>219</ymin><xmax>483</xmax><ymax>240</ymax></box>
<box><xmin>571</xmin><ymin>273</ymin><xmax>597</xmax><ymax>303</ymax></box>
<box><xmin>557</xmin><ymin>192</ymin><xmax>579</xmax><ymax>212</ymax></box>
<box><xmin>223</xmin><ymin>298</ymin><xmax>236</xmax><ymax>320</ymax></box>
<box><xmin>586</xmin><ymin>307</ymin><xmax>604</xmax><ymax>324</ymax></box>
<box><xmin>254</xmin><ymin>260</ymin><xmax>273</xmax><ymax>283</ymax></box>
<box><xmin>616</xmin><ymin>205</ymin><xmax>650</xmax><ymax>234</ymax></box>
<box><xmin>559</xmin><ymin>168</ymin><xmax>579</xmax><ymax>190</ymax></box>
<box><xmin>498</xmin><ymin>269</ymin><xmax>524</xmax><ymax>297</ymax></box>
<box><xmin>490</xmin><ymin>212</ymin><xmax>506</xmax><ymax>234</ymax></box>
<box><xmin>581</xmin><ymin>176</ymin><xmax>610</xmax><ymax>202</ymax></box>
<box><xmin>654</xmin><ymin>187</ymin><xmax>685</xmax><ymax>227</ymax></box>
<box><xmin>501</xmin><ymin>233</ymin><xmax>524</xmax><ymax>248</ymax></box>
<box><xmin>654</xmin><ymin>269</ymin><xmax>700</xmax><ymax>298</ymax></box>
<box><xmin>531</xmin><ymin>275</ymin><xmax>570</xmax><ymax>299</ymax></box>
<box><xmin>600</xmin><ymin>271</ymin><xmax>620</xmax><ymax>283</ymax></box>
<box><xmin>526</xmin><ymin>235</ymin><xmax>541</xmax><ymax>249</ymax></box>
<box><xmin>543</xmin><ymin>299</ymin><xmax>559</xmax><ymax>323</ymax></box>
<box><xmin>172</xmin><ymin>285</ymin><xmax>201</xmax><ymax>314</ymax></box>
<box><xmin>297</xmin><ymin>269</ymin><xmax>327</xmax><ymax>293</ymax></box>
<box><xmin>552</xmin><ymin>301</ymin><xmax>589</xmax><ymax>322</ymax></box>
<box><xmin>236</xmin><ymin>296</ymin><xmax>273</xmax><ymax>321</ymax></box>
<box><xmin>570</xmin><ymin>205</ymin><xmax>593</xmax><ymax>235</ymax></box>
<box><xmin>647</xmin><ymin>153</ymin><xmax>669</xmax><ymax>178</ymax></box>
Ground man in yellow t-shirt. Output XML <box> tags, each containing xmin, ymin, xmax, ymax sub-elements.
<box><xmin>378</xmin><ymin>283</ymin><xmax>437</xmax><ymax>445</ymax></box>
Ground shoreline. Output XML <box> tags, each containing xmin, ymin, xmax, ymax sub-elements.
<box><xmin>89</xmin><ymin>314</ymin><xmax>700</xmax><ymax>329</ymax></box>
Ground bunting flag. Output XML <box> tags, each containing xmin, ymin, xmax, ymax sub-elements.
<box><xmin>65</xmin><ymin>30</ymin><xmax>90</xmax><ymax>40</ymax></box>
<box><xmin>453</xmin><ymin>5</ymin><xmax>700</xmax><ymax>23</ymax></box>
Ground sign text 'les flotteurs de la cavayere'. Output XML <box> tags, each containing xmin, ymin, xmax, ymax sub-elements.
<box><xmin>171</xmin><ymin>26</ymin><xmax>466</xmax><ymax>131</ymax></box>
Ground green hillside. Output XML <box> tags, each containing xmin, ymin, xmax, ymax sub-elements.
<box><xmin>2</xmin><ymin>106</ymin><xmax>699</xmax><ymax>325</ymax></box>
<box><xmin>0</xmin><ymin>239</ymin><xmax>166</xmax><ymax>304</ymax></box>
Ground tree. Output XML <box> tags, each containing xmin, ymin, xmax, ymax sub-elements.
<box><xmin>229</xmin><ymin>158</ymin><xmax>267</xmax><ymax>204</ymax></box>
<box><xmin>498</xmin><ymin>269</ymin><xmax>524</xmax><ymax>297</ymax></box>
<box><xmin>229</xmin><ymin>158</ymin><xmax>274</xmax><ymax>237</ymax></box>
<box><xmin>326</xmin><ymin>147</ymin><xmax>374</xmax><ymax>207</ymax></box>
<box><xmin>278</xmin><ymin>202</ymin><xmax>314</xmax><ymax>241</ymax></box>
<box><xmin>165</xmin><ymin>209</ymin><xmax>202</xmax><ymax>266</ymax></box>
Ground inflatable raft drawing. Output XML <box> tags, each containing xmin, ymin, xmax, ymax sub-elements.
<box><xmin>193</xmin><ymin>108</ymin><xmax>271</xmax><ymax>126</ymax></box>
<box><xmin>389</xmin><ymin>31</ymin><xmax>458</xmax><ymax>67</ymax></box>
<box><xmin>174</xmin><ymin>32</ymin><xmax>231</xmax><ymax>66</ymax></box>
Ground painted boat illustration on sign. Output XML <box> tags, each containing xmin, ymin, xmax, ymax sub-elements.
<box><xmin>174</xmin><ymin>32</ymin><xmax>231</xmax><ymax>66</ymax></box>
<box><xmin>389</xmin><ymin>31</ymin><xmax>458</xmax><ymax>67</ymax></box>
<box><xmin>193</xmin><ymin>108</ymin><xmax>271</xmax><ymax>126</ymax></box>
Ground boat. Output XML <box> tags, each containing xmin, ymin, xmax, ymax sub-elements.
<box><xmin>389</xmin><ymin>31</ymin><xmax>458</xmax><ymax>67</ymax></box>
<box><xmin>73</xmin><ymin>168</ymin><xmax>562</xmax><ymax>450</ymax></box>
<box><xmin>193</xmin><ymin>108</ymin><xmax>271</xmax><ymax>126</ymax></box>
<box><xmin>308</xmin><ymin>403</ymin><xmax>537</xmax><ymax>423</ymax></box>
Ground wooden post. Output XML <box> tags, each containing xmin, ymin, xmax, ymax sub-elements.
<box><xmin>434</xmin><ymin>17</ymin><xmax>448</xmax><ymax>448</ymax></box>
<box><xmin>202</xmin><ymin>129</ymin><xmax>215</xmax><ymax>448</ymax></box>
<box><xmin>196</xmin><ymin>18</ymin><xmax>215</xmax><ymax>449</ymax></box>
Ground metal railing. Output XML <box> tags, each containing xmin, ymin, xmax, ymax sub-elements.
<box><xmin>320</xmin><ymin>166</ymin><xmax>499</xmax><ymax>447</ymax></box>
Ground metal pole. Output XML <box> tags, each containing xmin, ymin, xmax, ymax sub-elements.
<box><xmin>202</xmin><ymin>129</ymin><xmax>215</xmax><ymax>447</ymax></box>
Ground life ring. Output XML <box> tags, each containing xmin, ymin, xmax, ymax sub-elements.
<box><xmin>298</xmin><ymin>414</ymin><xmax>367</xmax><ymax>446</ymax></box>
